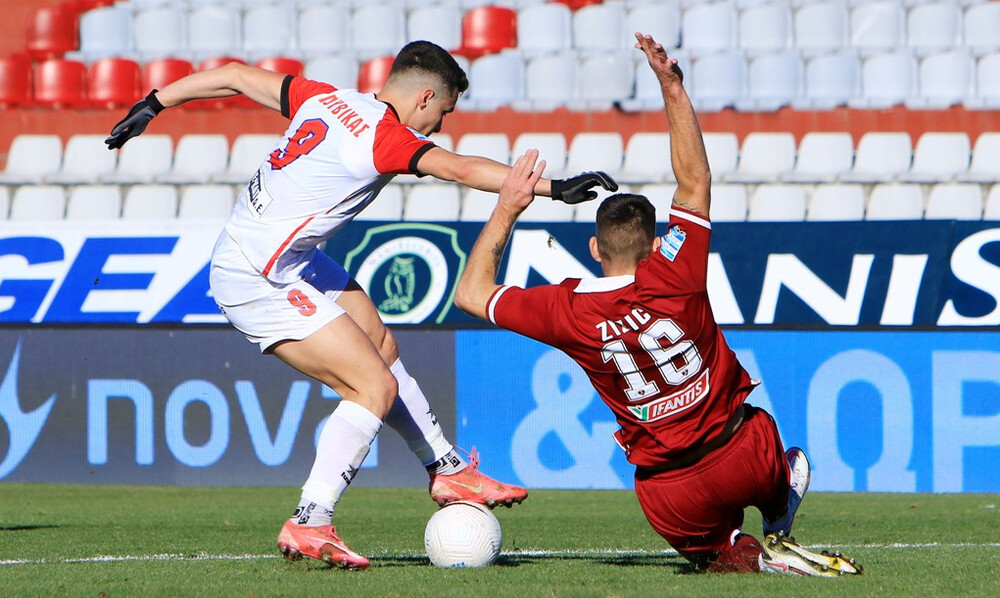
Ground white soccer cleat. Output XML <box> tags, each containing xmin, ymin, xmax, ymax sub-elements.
<box><xmin>759</xmin><ymin>533</ymin><xmax>863</xmax><ymax>577</ymax></box>
<box><xmin>763</xmin><ymin>447</ymin><xmax>811</xmax><ymax>536</ymax></box>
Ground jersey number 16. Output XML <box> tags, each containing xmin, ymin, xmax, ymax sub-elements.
<box><xmin>601</xmin><ymin>318</ymin><xmax>702</xmax><ymax>402</ymax></box>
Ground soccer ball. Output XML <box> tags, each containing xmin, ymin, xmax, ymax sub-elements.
<box><xmin>424</xmin><ymin>501</ymin><xmax>502</xmax><ymax>568</ymax></box>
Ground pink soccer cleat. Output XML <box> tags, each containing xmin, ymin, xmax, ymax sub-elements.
<box><xmin>277</xmin><ymin>520</ymin><xmax>370</xmax><ymax>570</ymax></box>
<box><xmin>429</xmin><ymin>448</ymin><xmax>528</xmax><ymax>509</ymax></box>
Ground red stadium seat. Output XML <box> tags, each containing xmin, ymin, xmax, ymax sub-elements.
<box><xmin>0</xmin><ymin>54</ymin><xmax>32</xmax><ymax>108</ymax></box>
<box><xmin>88</xmin><ymin>57</ymin><xmax>141</xmax><ymax>109</ymax></box>
<box><xmin>191</xmin><ymin>56</ymin><xmax>246</xmax><ymax>110</ymax></box>
<box><xmin>33</xmin><ymin>58</ymin><xmax>87</xmax><ymax>109</ymax></box>
<box><xmin>357</xmin><ymin>56</ymin><xmax>394</xmax><ymax>94</ymax></box>
<box><xmin>142</xmin><ymin>58</ymin><xmax>194</xmax><ymax>92</ymax></box>
<box><xmin>63</xmin><ymin>0</ymin><xmax>116</xmax><ymax>11</ymax></box>
<box><xmin>255</xmin><ymin>57</ymin><xmax>305</xmax><ymax>78</ymax></box>
<box><xmin>457</xmin><ymin>6</ymin><xmax>517</xmax><ymax>59</ymax></box>
<box><xmin>553</xmin><ymin>0</ymin><xmax>605</xmax><ymax>10</ymax></box>
<box><xmin>26</xmin><ymin>6</ymin><xmax>79</xmax><ymax>61</ymax></box>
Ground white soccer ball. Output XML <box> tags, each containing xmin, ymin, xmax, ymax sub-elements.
<box><xmin>424</xmin><ymin>501</ymin><xmax>502</xmax><ymax>568</ymax></box>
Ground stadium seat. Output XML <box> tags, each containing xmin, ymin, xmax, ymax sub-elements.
<box><xmin>407</xmin><ymin>4</ymin><xmax>462</xmax><ymax>50</ymax></box>
<box><xmin>188</xmin><ymin>5</ymin><xmax>241</xmax><ymax>62</ymax></box>
<box><xmin>305</xmin><ymin>56</ymin><xmax>358</xmax><ymax>88</ymax></box>
<box><xmin>65</xmin><ymin>185</ymin><xmax>121</xmax><ymax>220</ymax></box>
<box><xmin>748</xmin><ymin>185</ymin><xmax>808</xmax><ymax>221</ymax></box>
<box><xmin>841</xmin><ymin>132</ymin><xmax>913</xmax><ymax>183</ymax></box>
<box><xmin>907</xmin><ymin>2</ymin><xmax>962</xmax><ymax>57</ymax></box>
<box><xmin>0</xmin><ymin>135</ymin><xmax>63</xmax><ymax>185</ymax></box>
<box><xmin>807</xmin><ymin>184</ymin><xmax>867</xmax><ymax>221</ymax></box>
<box><xmin>572</xmin><ymin>54</ymin><xmax>634</xmax><ymax>111</ymax></box>
<box><xmin>465</xmin><ymin>52</ymin><xmax>525</xmax><ymax>111</ymax></box>
<box><xmin>794</xmin><ymin>52</ymin><xmax>861</xmax><ymax>110</ymax></box>
<box><xmin>924</xmin><ymin>184</ymin><xmax>983</xmax><ymax>220</ymax></box>
<box><xmin>459</xmin><ymin>187</ymin><xmax>498</xmax><ymax>222</ymax></box>
<box><xmin>298</xmin><ymin>5</ymin><xmax>351</xmax><ymax>59</ymax></box>
<box><xmin>739</xmin><ymin>3</ymin><xmax>793</xmax><ymax>57</ymax></box>
<box><xmin>635</xmin><ymin>184</ymin><xmax>676</xmax><ymax>222</ymax></box>
<box><xmin>256</xmin><ymin>58</ymin><xmax>304</xmax><ymax>78</ymax></box>
<box><xmin>783</xmin><ymin>132</ymin><xmax>855</xmax><ymax>183</ymax></box>
<box><xmin>517</xmin><ymin>2</ymin><xmax>573</xmax><ymax>58</ymax></box>
<box><xmin>738</xmin><ymin>52</ymin><xmax>803</xmax><ymax>112</ymax></box>
<box><xmin>515</xmin><ymin>53</ymin><xmax>577</xmax><ymax>112</ymax></box>
<box><xmin>850</xmin><ymin>1</ymin><xmax>906</xmax><ymax>57</ymax></box>
<box><xmin>907</xmin><ymin>50</ymin><xmax>975</xmax><ymax>109</ymax></box>
<box><xmin>352</xmin><ymin>5</ymin><xmax>407</xmax><ymax>61</ymax></box>
<box><xmin>133</xmin><ymin>5</ymin><xmax>185</xmax><ymax>61</ymax></box>
<box><xmin>866</xmin><ymin>184</ymin><xmax>925</xmax><ymax>220</ymax></box>
<box><xmin>47</xmin><ymin>135</ymin><xmax>117</xmax><ymax>184</ymax></box>
<box><xmin>178</xmin><ymin>185</ymin><xmax>235</xmax><ymax>220</ymax></box>
<box><xmin>795</xmin><ymin>1</ymin><xmax>850</xmax><ymax>57</ymax></box>
<box><xmin>690</xmin><ymin>52</ymin><xmax>746</xmax><ymax>112</ymax></box>
<box><xmin>215</xmin><ymin>134</ymin><xmax>280</xmax><ymax>184</ymax></box>
<box><xmin>0</xmin><ymin>187</ymin><xmax>9</xmax><ymax>220</ymax></box>
<box><xmin>682</xmin><ymin>2</ymin><xmax>738</xmax><ymax>56</ymax></box>
<box><xmin>963</xmin><ymin>2</ymin><xmax>1000</xmax><ymax>57</ymax></box>
<box><xmin>573</xmin><ymin>2</ymin><xmax>627</xmax><ymax>57</ymax></box>
<box><xmin>625</xmin><ymin>3</ymin><xmax>681</xmax><ymax>49</ymax></box>
<box><xmin>965</xmin><ymin>53</ymin><xmax>1000</xmax><ymax>110</ymax></box>
<box><xmin>709</xmin><ymin>184</ymin><xmax>748</xmax><ymax>222</ymax></box>
<box><xmin>142</xmin><ymin>58</ymin><xmax>194</xmax><ymax>92</ymax></box>
<box><xmin>565</xmin><ymin>133</ymin><xmax>624</xmax><ymax>180</ymax></box>
<box><xmin>512</xmin><ymin>133</ymin><xmax>568</xmax><ymax>176</ymax></box>
<box><xmin>358</xmin><ymin>56</ymin><xmax>394</xmax><ymax>94</ymax></box>
<box><xmin>9</xmin><ymin>186</ymin><xmax>65</xmax><ymax>221</ymax></box>
<box><xmin>456</xmin><ymin>5</ymin><xmax>517</xmax><ymax>59</ymax></box>
<box><xmin>403</xmin><ymin>184</ymin><xmax>461</xmax><ymax>221</ymax></box>
<box><xmin>243</xmin><ymin>5</ymin><xmax>296</xmax><ymax>61</ymax></box>
<box><xmin>354</xmin><ymin>184</ymin><xmax>404</xmax><ymax>221</ymax></box>
<box><xmin>621</xmin><ymin>52</ymin><xmax>691</xmax><ymax>112</ymax></box>
<box><xmin>73</xmin><ymin>5</ymin><xmax>132</xmax><ymax>62</ymax></box>
<box><xmin>27</xmin><ymin>6</ymin><xmax>78</xmax><ymax>61</ymax></box>
<box><xmin>428</xmin><ymin>133</ymin><xmax>454</xmax><ymax>154</ymax></box>
<box><xmin>619</xmin><ymin>133</ymin><xmax>672</xmax><ymax>184</ymax></box>
<box><xmin>88</xmin><ymin>58</ymin><xmax>141</xmax><ymax>109</ymax></box>
<box><xmin>0</xmin><ymin>55</ymin><xmax>32</xmax><ymax>108</ymax></box>
<box><xmin>518</xmin><ymin>195</ymin><xmax>577</xmax><ymax>222</ymax></box>
<box><xmin>900</xmin><ymin>132</ymin><xmax>971</xmax><ymax>183</ymax></box>
<box><xmin>157</xmin><ymin>134</ymin><xmax>229</xmax><ymax>184</ymax></box>
<box><xmin>122</xmin><ymin>185</ymin><xmax>178</xmax><ymax>220</ymax></box>
<box><xmin>725</xmin><ymin>133</ymin><xmax>797</xmax><ymax>184</ymax></box>
<box><xmin>102</xmin><ymin>135</ymin><xmax>173</xmax><ymax>184</ymax></box>
<box><xmin>984</xmin><ymin>185</ymin><xmax>1000</xmax><ymax>220</ymax></box>
<box><xmin>33</xmin><ymin>58</ymin><xmax>87</xmax><ymax>109</ymax></box>
<box><xmin>704</xmin><ymin>132</ymin><xmax>740</xmax><ymax>180</ymax></box>
<box><xmin>957</xmin><ymin>133</ymin><xmax>1000</xmax><ymax>183</ymax></box>
<box><xmin>850</xmin><ymin>51</ymin><xmax>918</xmax><ymax>108</ymax></box>
<box><xmin>456</xmin><ymin>133</ymin><xmax>511</xmax><ymax>165</ymax></box>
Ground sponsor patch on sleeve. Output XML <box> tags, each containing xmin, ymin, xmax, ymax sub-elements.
<box><xmin>659</xmin><ymin>225</ymin><xmax>686</xmax><ymax>261</ymax></box>
<box><xmin>405</xmin><ymin>126</ymin><xmax>429</xmax><ymax>141</ymax></box>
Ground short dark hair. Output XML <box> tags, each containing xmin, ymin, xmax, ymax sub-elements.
<box><xmin>595</xmin><ymin>193</ymin><xmax>657</xmax><ymax>265</ymax></box>
<box><xmin>390</xmin><ymin>41</ymin><xmax>469</xmax><ymax>95</ymax></box>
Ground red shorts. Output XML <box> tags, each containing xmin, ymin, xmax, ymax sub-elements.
<box><xmin>633</xmin><ymin>406</ymin><xmax>789</xmax><ymax>561</ymax></box>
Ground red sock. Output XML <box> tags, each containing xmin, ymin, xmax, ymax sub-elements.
<box><xmin>706</xmin><ymin>534</ymin><xmax>764</xmax><ymax>573</ymax></box>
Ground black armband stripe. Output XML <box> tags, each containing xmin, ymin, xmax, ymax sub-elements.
<box><xmin>409</xmin><ymin>142</ymin><xmax>436</xmax><ymax>176</ymax></box>
<box><xmin>279</xmin><ymin>75</ymin><xmax>293</xmax><ymax>118</ymax></box>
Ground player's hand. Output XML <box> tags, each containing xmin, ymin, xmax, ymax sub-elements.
<box><xmin>551</xmin><ymin>171</ymin><xmax>618</xmax><ymax>205</ymax></box>
<box><xmin>499</xmin><ymin>149</ymin><xmax>546</xmax><ymax>214</ymax></box>
<box><xmin>105</xmin><ymin>90</ymin><xmax>165</xmax><ymax>150</ymax></box>
<box><xmin>634</xmin><ymin>33</ymin><xmax>683</xmax><ymax>88</ymax></box>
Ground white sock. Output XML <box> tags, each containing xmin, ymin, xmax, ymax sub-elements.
<box><xmin>385</xmin><ymin>359</ymin><xmax>463</xmax><ymax>470</ymax></box>
<box><xmin>296</xmin><ymin>400</ymin><xmax>382</xmax><ymax>526</ymax></box>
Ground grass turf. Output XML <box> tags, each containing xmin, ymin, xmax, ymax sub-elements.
<box><xmin>1</xmin><ymin>485</ymin><xmax>998</xmax><ymax>597</ymax></box>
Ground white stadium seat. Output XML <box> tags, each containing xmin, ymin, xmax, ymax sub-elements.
<box><xmin>748</xmin><ymin>185</ymin><xmax>808</xmax><ymax>221</ymax></box>
<box><xmin>572</xmin><ymin>1</ymin><xmax>627</xmax><ymax>57</ymax></box>
<box><xmin>47</xmin><ymin>135</ymin><xmax>117</xmax><ymax>185</ymax></box>
<box><xmin>965</xmin><ymin>53</ymin><xmax>1000</xmax><ymax>110</ymax></box>
<box><xmin>298</xmin><ymin>6</ymin><xmax>351</xmax><ymax>59</ymax></box>
<box><xmin>304</xmin><ymin>56</ymin><xmax>358</xmax><ymax>88</ymax></box>
<box><xmin>407</xmin><ymin>4</ymin><xmax>462</xmax><ymax>50</ymax></box>
<box><xmin>625</xmin><ymin>3</ymin><xmax>681</xmax><ymax>49</ymax></box>
<box><xmin>517</xmin><ymin>2</ymin><xmax>573</xmax><ymax>58</ymax></box>
<box><xmin>403</xmin><ymin>184</ymin><xmax>461</xmax><ymax>221</ymax></box>
<box><xmin>10</xmin><ymin>186</ymin><xmax>65</xmax><ymax>221</ymax></box>
<box><xmin>957</xmin><ymin>133</ymin><xmax>1000</xmax><ymax>183</ymax></box>
<box><xmin>66</xmin><ymin>185</ymin><xmax>121</xmax><ymax>220</ymax></box>
<box><xmin>133</xmin><ymin>6</ymin><xmax>185</xmax><ymax>61</ymax></box>
<box><xmin>850</xmin><ymin>51</ymin><xmax>918</xmax><ymax>108</ymax></box>
<box><xmin>866</xmin><ymin>183</ymin><xmax>925</xmax><ymax>220</ymax></box>
<box><xmin>924</xmin><ymin>184</ymin><xmax>983</xmax><ymax>220</ymax></box>
<box><xmin>690</xmin><ymin>52</ymin><xmax>746</xmax><ymax>112</ymax></box>
<box><xmin>456</xmin><ymin>133</ymin><xmax>511</xmax><ymax>166</ymax></box>
<box><xmin>621</xmin><ymin>52</ymin><xmax>691</xmax><ymax>112</ymax></box>
<box><xmin>565</xmin><ymin>133</ymin><xmax>624</xmax><ymax>180</ymax></box>
<box><xmin>465</xmin><ymin>52</ymin><xmax>524</xmax><ymax>111</ymax></box>
<box><xmin>784</xmin><ymin>132</ymin><xmax>855</xmax><ymax>183</ymax></box>
<box><xmin>850</xmin><ymin>2</ymin><xmax>906</xmax><ymax>57</ymax></box>
<box><xmin>795</xmin><ymin>1</ymin><xmax>850</xmax><ymax>57</ymax></box>
<box><xmin>515</xmin><ymin>53</ymin><xmax>577</xmax><ymax>112</ymax></box>
<box><xmin>807</xmin><ymin>184</ymin><xmax>867</xmax><ymax>221</ymax></box>
<box><xmin>0</xmin><ymin>187</ymin><xmax>8</xmax><ymax>219</ymax></box>
<box><xmin>355</xmin><ymin>185</ymin><xmax>403</xmax><ymax>221</ymax></box>
<box><xmin>900</xmin><ymin>132</ymin><xmax>971</xmax><ymax>183</ymax></box>
<box><xmin>572</xmin><ymin>54</ymin><xmax>634</xmax><ymax>111</ymax></box>
<box><xmin>459</xmin><ymin>187</ymin><xmax>498</xmax><ymax>222</ymax></box>
<box><xmin>709</xmin><ymin>184</ymin><xmax>748</xmax><ymax>222</ymax></box>
<box><xmin>122</xmin><ymin>184</ymin><xmax>178</xmax><ymax>220</ymax></box>
<box><xmin>841</xmin><ymin>132</ymin><xmax>913</xmax><ymax>183</ymax></box>
<box><xmin>907</xmin><ymin>2</ymin><xmax>963</xmax><ymax>57</ymax></box>
<box><xmin>243</xmin><ymin>4</ymin><xmax>295</xmax><ymax>61</ymax></box>
<box><xmin>73</xmin><ymin>6</ymin><xmax>132</xmax><ymax>62</ymax></box>
<box><xmin>739</xmin><ymin>3</ymin><xmax>793</xmax><ymax>57</ymax></box>
<box><xmin>517</xmin><ymin>196</ymin><xmax>577</xmax><ymax>222</ymax></box>
<box><xmin>215</xmin><ymin>135</ymin><xmax>280</xmax><ymax>185</ymax></box>
<box><xmin>726</xmin><ymin>133</ymin><xmax>797</xmax><ymax>184</ymax></box>
<box><xmin>101</xmin><ymin>135</ymin><xmax>173</xmax><ymax>184</ymax></box>
<box><xmin>0</xmin><ymin>135</ymin><xmax>62</xmax><ymax>185</ymax></box>
<box><xmin>738</xmin><ymin>52</ymin><xmax>803</xmax><ymax>112</ymax></box>
<box><xmin>187</xmin><ymin>5</ymin><xmax>241</xmax><ymax>62</ymax></box>
<box><xmin>351</xmin><ymin>5</ymin><xmax>406</xmax><ymax>61</ymax></box>
<box><xmin>984</xmin><ymin>185</ymin><xmax>1000</xmax><ymax>220</ymax></box>
<box><xmin>178</xmin><ymin>185</ymin><xmax>235</xmax><ymax>220</ymax></box>
<box><xmin>964</xmin><ymin>2</ymin><xmax>1000</xmax><ymax>57</ymax></box>
<box><xmin>682</xmin><ymin>2</ymin><xmax>739</xmax><ymax>56</ymax></box>
<box><xmin>158</xmin><ymin>134</ymin><xmax>229</xmax><ymax>184</ymax></box>
<box><xmin>703</xmin><ymin>132</ymin><xmax>740</xmax><ymax>180</ymax></box>
<box><xmin>907</xmin><ymin>51</ymin><xmax>975</xmax><ymax>109</ymax></box>
<box><xmin>636</xmin><ymin>184</ymin><xmax>677</xmax><ymax>223</ymax></box>
<box><xmin>619</xmin><ymin>133</ymin><xmax>672</xmax><ymax>184</ymax></box>
<box><xmin>795</xmin><ymin>52</ymin><xmax>862</xmax><ymax>110</ymax></box>
<box><xmin>511</xmin><ymin>133</ymin><xmax>567</xmax><ymax>176</ymax></box>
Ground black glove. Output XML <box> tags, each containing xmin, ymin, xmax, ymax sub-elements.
<box><xmin>105</xmin><ymin>90</ymin><xmax>165</xmax><ymax>150</ymax></box>
<box><xmin>551</xmin><ymin>171</ymin><xmax>619</xmax><ymax>205</ymax></box>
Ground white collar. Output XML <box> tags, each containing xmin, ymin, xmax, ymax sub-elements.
<box><xmin>574</xmin><ymin>275</ymin><xmax>635</xmax><ymax>294</ymax></box>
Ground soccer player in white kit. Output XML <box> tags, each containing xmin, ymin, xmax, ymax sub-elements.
<box><xmin>105</xmin><ymin>41</ymin><xmax>617</xmax><ymax>569</ymax></box>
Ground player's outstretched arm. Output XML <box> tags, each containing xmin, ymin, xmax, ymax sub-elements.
<box><xmin>416</xmin><ymin>147</ymin><xmax>615</xmax><ymax>204</ymax></box>
<box><xmin>105</xmin><ymin>63</ymin><xmax>285</xmax><ymax>149</ymax></box>
<box><xmin>635</xmin><ymin>33</ymin><xmax>711</xmax><ymax>217</ymax></box>
<box><xmin>455</xmin><ymin>150</ymin><xmax>546</xmax><ymax>320</ymax></box>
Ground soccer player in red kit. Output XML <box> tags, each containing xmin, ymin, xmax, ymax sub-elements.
<box><xmin>455</xmin><ymin>34</ymin><xmax>862</xmax><ymax>577</ymax></box>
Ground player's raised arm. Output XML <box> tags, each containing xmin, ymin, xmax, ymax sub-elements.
<box><xmin>455</xmin><ymin>150</ymin><xmax>546</xmax><ymax>320</ymax></box>
<box><xmin>105</xmin><ymin>63</ymin><xmax>286</xmax><ymax>149</ymax></box>
<box><xmin>635</xmin><ymin>33</ymin><xmax>711</xmax><ymax>217</ymax></box>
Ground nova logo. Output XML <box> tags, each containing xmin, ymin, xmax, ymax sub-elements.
<box><xmin>0</xmin><ymin>340</ymin><xmax>56</xmax><ymax>480</ymax></box>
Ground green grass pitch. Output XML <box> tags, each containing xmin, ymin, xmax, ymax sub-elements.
<box><xmin>1</xmin><ymin>485</ymin><xmax>998</xmax><ymax>597</ymax></box>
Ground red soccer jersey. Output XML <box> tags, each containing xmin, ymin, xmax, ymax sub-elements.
<box><xmin>487</xmin><ymin>206</ymin><xmax>756</xmax><ymax>468</ymax></box>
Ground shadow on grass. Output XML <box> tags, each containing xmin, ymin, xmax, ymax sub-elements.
<box><xmin>368</xmin><ymin>552</ymin><xmax>694</xmax><ymax>573</ymax></box>
<box><xmin>0</xmin><ymin>525</ymin><xmax>60</xmax><ymax>532</ymax></box>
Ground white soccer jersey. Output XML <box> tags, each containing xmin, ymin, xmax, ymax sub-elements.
<box><xmin>223</xmin><ymin>76</ymin><xmax>435</xmax><ymax>283</ymax></box>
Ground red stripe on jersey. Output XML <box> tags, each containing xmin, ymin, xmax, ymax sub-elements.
<box><xmin>262</xmin><ymin>216</ymin><xmax>316</xmax><ymax>277</ymax></box>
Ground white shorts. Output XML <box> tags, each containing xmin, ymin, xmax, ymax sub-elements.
<box><xmin>210</xmin><ymin>232</ymin><xmax>351</xmax><ymax>352</ymax></box>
